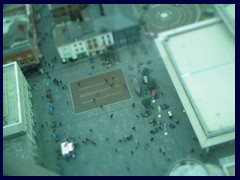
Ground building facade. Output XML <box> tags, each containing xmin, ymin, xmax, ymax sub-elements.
<box><xmin>3</xmin><ymin>62</ymin><xmax>38</xmax><ymax>162</ymax></box>
<box><xmin>53</xmin><ymin>21</ymin><xmax>115</xmax><ymax>63</ymax></box>
<box><xmin>3</xmin><ymin>4</ymin><xmax>41</xmax><ymax>75</ymax></box>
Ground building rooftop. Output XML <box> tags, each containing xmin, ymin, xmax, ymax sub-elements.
<box><xmin>219</xmin><ymin>154</ymin><xmax>235</xmax><ymax>176</ymax></box>
<box><xmin>3</xmin><ymin>62</ymin><xmax>25</xmax><ymax>138</ymax></box>
<box><xmin>215</xmin><ymin>4</ymin><xmax>235</xmax><ymax>36</ymax></box>
<box><xmin>155</xmin><ymin>17</ymin><xmax>235</xmax><ymax>148</ymax></box>
<box><xmin>53</xmin><ymin>4</ymin><xmax>138</xmax><ymax>47</ymax></box>
<box><xmin>48</xmin><ymin>4</ymin><xmax>72</xmax><ymax>10</ymax></box>
<box><xmin>3</xmin><ymin>4</ymin><xmax>25</xmax><ymax>12</ymax></box>
<box><xmin>3</xmin><ymin>6</ymin><xmax>33</xmax><ymax>58</ymax></box>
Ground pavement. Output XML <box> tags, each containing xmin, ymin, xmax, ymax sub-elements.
<box><xmin>70</xmin><ymin>69</ymin><xmax>130</xmax><ymax>113</ymax></box>
<box><xmin>26</xmin><ymin>4</ymin><xmax>235</xmax><ymax>176</ymax></box>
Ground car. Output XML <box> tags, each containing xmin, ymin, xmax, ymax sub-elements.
<box><xmin>150</xmin><ymin>128</ymin><xmax>159</xmax><ymax>134</ymax></box>
<box><xmin>149</xmin><ymin>119</ymin><xmax>156</xmax><ymax>124</ymax></box>
<box><xmin>160</xmin><ymin>104</ymin><xmax>169</xmax><ymax>110</ymax></box>
<box><xmin>168</xmin><ymin>111</ymin><xmax>173</xmax><ymax>119</ymax></box>
<box><xmin>141</xmin><ymin>111</ymin><xmax>151</xmax><ymax>117</ymax></box>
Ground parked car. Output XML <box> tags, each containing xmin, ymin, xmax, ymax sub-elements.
<box><xmin>141</xmin><ymin>111</ymin><xmax>151</xmax><ymax>117</ymax></box>
<box><xmin>160</xmin><ymin>104</ymin><xmax>169</xmax><ymax>110</ymax></box>
<box><xmin>150</xmin><ymin>128</ymin><xmax>159</xmax><ymax>134</ymax></box>
<box><xmin>168</xmin><ymin>111</ymin><xmax>173</xmax><ymax>119</ymax></box>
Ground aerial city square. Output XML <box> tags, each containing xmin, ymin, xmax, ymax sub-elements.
<box><xmin>3</xmin><ymin>4</ymin><xmax>235</xmax><ymax>176</ymax></box>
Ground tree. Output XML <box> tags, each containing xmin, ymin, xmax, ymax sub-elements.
<box><xmin>141</xmin><ymin>68</ymin><xmax>150</xmax><ymax>76</ymax></box>
<box><xmin>142</xmin><ymin>98</ymin><xmax>151</xmax><ymax>108</ymax></box>
<box><xmin>147</xmin><ymin>80</ymin><xmax>156</xmax><ymax>90</ymax></box>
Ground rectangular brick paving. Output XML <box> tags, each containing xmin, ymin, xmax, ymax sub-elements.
<box><xmin>70</xmin><ymin>69</ymin><xmax>131</xmax><ymax>113</ymax></box>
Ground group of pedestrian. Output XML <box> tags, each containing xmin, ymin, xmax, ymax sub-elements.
<box><xmin>53</xmin><ymin>78</ymin><xmax>67</xmax><ymax>90</ymax></box>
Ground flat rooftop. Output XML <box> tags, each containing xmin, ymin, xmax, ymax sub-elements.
<box><xmin>3</xmin><ymin>62</ymin><xmax>24</xmax><ymax>138</ymax></box>
<box><xmin>155</xmin><ymin>17</ymin><xmax>235</xmax><ymax>148</ymax></box>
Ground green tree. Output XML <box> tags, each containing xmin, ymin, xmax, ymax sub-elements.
<box><xmin>147</xmin><ymin>80</ymin><xmax>156</xmax><ymax>90</ymax></box>
<box><xmin>141</xmin><ymin>68</ymin><xmax>150</xmax><ymax>76</ymax></box>
<box><xmin>142</xmin><ymin>98</ymin><xmax>151</xmax><ymax>108</ymax></box>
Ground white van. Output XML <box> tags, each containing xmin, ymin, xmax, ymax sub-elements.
<box><xmin>143</xmin><ymin>76</ymin><xmax>148</xmax><ymax>84</ymax></box>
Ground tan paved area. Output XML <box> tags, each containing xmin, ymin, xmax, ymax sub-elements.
<box><xmin>70</xmin><ymin>69</ymin><xmax>131</xmax><ymax>113</ymax></box>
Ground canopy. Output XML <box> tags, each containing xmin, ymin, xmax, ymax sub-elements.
<box><xmin>61</xmin><ymin>142</ymin><xmax>74</xmax><ymax>156</ymax></box>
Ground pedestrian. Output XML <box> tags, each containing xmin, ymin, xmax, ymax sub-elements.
<box><xmin>159</xmin><ymin>148</ymin><xmax>162</xmax><ymax>152</ymax></box>
<box><xmin>90</xmin><ymin>129</ymin><xmax>92</xmax><ymax>132</ymax></box>
<box><xmin>93</xmin><ymin>98</ymin><xmax>96</xmax><ymax>102</ymax></box>
<box><xmin>105</xmin><ymin>78</ymin><xmax>108</xmax><ymax>83</ymax></box>
<box><xmin>163</xmin><ymin>151</ymin><xmax>165</xmax><ymax>155</ymax></box>
<box><xmin>131</xmin><ymin>151</ymin><xmax>134</xmax><ymax>155</ymax></box>
<box><xmin>100</xmin><ymin>105</ymin><xmax>103</xmax><ymax>108</ymax></box>
<box><xmin>42</xmin><ymin>96</ymin><xmax>44</xmax><ymax>100</ymax></box>
<box><xmin>106</xmin><ymin>137</ymin><xmax>109</xmax><ymax>141</ymax></box>
<box><xmin>176</xmin><ymin>120</ymin><xmax>180</xmax><ymax>124</ymax></box>
<box><xmin>136</xmin><ymin>115</ymin><xmax>139</xmax><ymax>118</ymax></box>
<box><xmin>110</xmin><ymin>114</ymin><xmax>113</xmax><ymax>119</ymax></box>
<box><xmin>66</xmin><ymin>100</ymin><xmax>69</xmax><ymax>105</ymax></box>
<box><xmin>132</xmin><ymin>103</ymin><xmax>135</xmax><ymax>108</ymax></box>
<box><xmin>132</xmin><ymin>126</ymin><xmax>136</xmax><ymax>131</ymax></box>
<box><xmin>41</xmin><ymin>124</ymin><xmax>44</xmax><ymax>128</ymax></box>
<box><xmin>191</xmin><ymin>148</ymin><xmax>194</xmax><ymax>153</ymax></box>
<box><xmin>45</xmin><ymin>121</ymin><xmax>48</xmax><ymax>125</ymax></box>
<box><xmin>78</xmin><ymin>82</ymin><xmax>80</xmax><ymax>86</ymax></box>
<box><xmin>151</xmin><ymin>137</ymin><xmax>154</xmax><ymax>142</ymax></box>
<box><xmin>115</xmin><ymin>149</ymin><xmax>118</xmax><ymax>152</ymax></box>
<box><xmin>112</xmin><ymin>77</ymin><xmax>115</xmax><ymax>80</ymax></box>
<box><xmin>59</xmin><ymin>122</ymin><xmax>62</xmax><ymax>127</ymax></box>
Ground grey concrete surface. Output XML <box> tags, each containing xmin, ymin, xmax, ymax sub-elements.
<box><xmin>25</xmin><ymin>4</ymin><xmax>234</xmax><ymax>176</ymax></box>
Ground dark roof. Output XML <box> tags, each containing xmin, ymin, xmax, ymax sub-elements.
<box><xmin>92</xmin><ymin>4</ymin><xmax>138</xmax><ymax>32</ymax></box>
<box><xmin>3</xmin><ymin>42</ymin><xmax>33</xmax><ymax>57</ymax></box>
<box><xmin>53</xmin><ymin>4</ymin><xmax>138</xmax><ymax>47</ymax></box>
<box><xmin>3</xmin><ymin>19</ymin><xmax>29</xmax><ymax>49</ymax></box>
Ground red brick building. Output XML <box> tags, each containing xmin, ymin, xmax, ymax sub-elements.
<box><xmin>3</xmin><ymin>4</ymin><xmax>41</xmax><ymax>74</ymax></box>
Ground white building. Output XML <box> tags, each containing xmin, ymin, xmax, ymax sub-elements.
<box><xmin>155</xmin><ymin>4</ymin><xmax>235</xmax><ymax>149</ymax></box>
<box><xmin>53</xmin><ymin>21</ymin><xmax>114</xmax><ymax>63</ymax></box>
<box><xmin>3</xmin><ymin>62</ymin><xmax>38</xmax><ymax>162</ymax></box>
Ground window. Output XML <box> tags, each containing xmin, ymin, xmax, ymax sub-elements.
<box><xmin>102</xmin><ymin>40</ymin><xmax>106</xmax><ymax>46</ymax></box>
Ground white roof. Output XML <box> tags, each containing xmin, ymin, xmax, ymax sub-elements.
<box><xmin>61</xmin><ymin>142</ymin><xmax>74</xmax><ymax>155</ymax></box>
<box><xmin>3</xmin><ymin>62</ymin><xmax>25</xmax><ymax>137</ymax></box>
<box><xmin>155</xmin><ymin>18</ymin><xmax>235</xmax><ymax>148</ymax></box>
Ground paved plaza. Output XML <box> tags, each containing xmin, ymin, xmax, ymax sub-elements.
<box><xmin>25</xmin><ymin>4</ymin><xmax>235</xmax><ymax>176</ymax></box>
<box><xmin>70</xmin><ymin>69</ymin><xmax>130</xmax><ymax>113</ymax></box>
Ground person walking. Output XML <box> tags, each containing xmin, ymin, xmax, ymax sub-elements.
<box><xmin>110</xmin><ymin>114</ymin><xmax>113</xmax><ymax>118</ymax></box>
<box><xmin>59</xmin><ymin>122</ymin><xmax>62</xmax><ymax>127</ymax></box>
